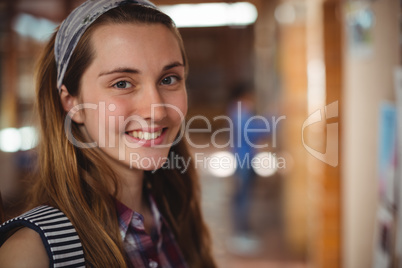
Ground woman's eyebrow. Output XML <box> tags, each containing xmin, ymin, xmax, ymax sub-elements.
<box><xmin>163</xmin><ymin>62</ymin><xmax>184</xmax><ymax>71</ymax></box>
<box><xmin>98</xmin><ymin>62</ymin><xmax>184</xmax><ymax>77</ymax></box>
<box><xmin>98</xmin><ymin>68</ymin><xmax>140</xmax><ymax>77</ymax></box>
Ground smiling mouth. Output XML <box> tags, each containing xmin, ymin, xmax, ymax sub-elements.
<box><xmin>126</xmin><ymin>128</ymin><xmax>165</xmax><ymax>141</ymax></box>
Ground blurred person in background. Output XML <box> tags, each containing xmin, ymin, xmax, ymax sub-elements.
<box><xmin>226</xmin><ymin>83</ymin><xmax>267</xmax><ymax>256</ymax></box>
<box><xmin>0</xmin><ymin>1</ymin><xmax>216</xmax><ymax>267</ymax></box>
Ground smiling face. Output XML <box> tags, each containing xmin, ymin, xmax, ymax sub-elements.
<box><xmin>64</xmin><ymin>23</ymin><xmax>188</xmax><ymax>172</ymax></box>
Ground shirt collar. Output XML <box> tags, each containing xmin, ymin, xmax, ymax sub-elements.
<box><xmin>115</xmin><ymin>194</ymin><xmax>163</xmax><ymax>247</ymax></box>
<box><xmin>115</xmin><ymin>199</ymin><xmax>135</xmax><ymax>241</ymax></box>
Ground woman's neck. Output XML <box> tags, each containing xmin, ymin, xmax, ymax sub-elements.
<box><xmin>115</xmin><ymin>166</ymin><xmax>146</xmax><ymax>214</ymax></box>
<box><xmin>97</xmin><ymin>148</ymin><xmax>152</xmax><ymax>229</ymax></box>
<box><xmin>116</xmin><ymin>168</ymin><xmax>154</xmax><ymax>234</ymax></box>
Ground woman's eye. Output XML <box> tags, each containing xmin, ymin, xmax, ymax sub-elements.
<box><xmin>161</xmin><ymin>76</ymin><xmax>179</xmax><ymax>85</ymax></box>
<box><xmin>113</xmin><ymin>81</ymin><xmax>132</xmax><ymax>89</ymax></box>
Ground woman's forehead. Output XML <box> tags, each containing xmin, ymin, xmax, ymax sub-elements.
<box><xmin>92</xmin><ymin>23</ymin><xmax>180</xmax><ymax>51</ymax></box>
<box><xmin>87</xmin><ymin>23</ymin><xmax>183</xmax><ymax>73</ymax></box>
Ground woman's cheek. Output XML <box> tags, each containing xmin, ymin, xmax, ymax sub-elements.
<box><xmin>169</xmin><ymin>94</ymin><xmax>188</xmax><ymax>122</ymax></box>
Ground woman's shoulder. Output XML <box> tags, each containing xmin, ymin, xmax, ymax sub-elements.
<box><xmin>0</xmin><ymin>205</ymin><xmax>86</xmax><ymax>267</ymax></box>
<box><xmin>0</xmin><ymin>227</ymin><xmax>49</xmax><ymax>267</ymax></box>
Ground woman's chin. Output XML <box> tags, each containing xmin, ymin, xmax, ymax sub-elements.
<box><xmin>129</xmin><ymin>158</ymin><xmax>168</xmax><ymax>171</ymax></box>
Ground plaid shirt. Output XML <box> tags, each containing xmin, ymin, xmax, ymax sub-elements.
<box><xmin>116</xmin><ymin>196</ymin><xmax>188</xmax><ymax>268</ymax></box>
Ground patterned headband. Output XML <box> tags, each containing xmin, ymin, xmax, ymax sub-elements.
<box><xmin>54</xmin><ymin>0</ymin><xmax>157</xmax><ymax>91</ymax></box>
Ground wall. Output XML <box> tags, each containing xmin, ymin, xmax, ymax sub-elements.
<box><xmin>342</xmin><ymin>0</ymin><xmax>399</xmax><ymax>267</ymax></box>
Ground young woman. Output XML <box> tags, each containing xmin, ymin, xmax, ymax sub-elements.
<box><xmin>0</xmin><ymin>1</ymin><xmax>216</xmax><ymax>267</ymax></box>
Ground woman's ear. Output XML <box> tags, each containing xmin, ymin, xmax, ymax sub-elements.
<box><xmin>59</xmin><ymin>85</ymin><xmax>84</xmax><ymax>124</ymax></box>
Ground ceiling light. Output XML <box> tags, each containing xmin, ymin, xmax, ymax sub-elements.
<box><xmin>159</xmin><ymin>2</ymin><xmax>258</xmax><ymax>28</ymax></box>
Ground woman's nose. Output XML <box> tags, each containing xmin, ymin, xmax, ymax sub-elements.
<box><xmin>137</xmin><ymin>84</ymin><xmax>167</xmax><ymax>122</ymax></box>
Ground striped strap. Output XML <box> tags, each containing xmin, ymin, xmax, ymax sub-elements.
<box><xmin>0</xmin><ymin>205</ymin><xmax>86</xmax><ymax>267</ymax></box>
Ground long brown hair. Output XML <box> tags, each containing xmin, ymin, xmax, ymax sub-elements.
<box><xmin>0</xmin><ymin>192</ymin><xmax>4</xmax><ymax>224</ymax></box>
<box><xmin>31</xmin><ymin>4</ymin><xmax>215</xmax><ymax>268</ymax></box>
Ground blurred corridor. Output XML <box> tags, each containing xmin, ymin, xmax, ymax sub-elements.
<box><xmin>191</xmin><ymin>136</ymin><xmax>306</xmax><ymax>267</ymax></box>
<box><xmin>0</xmin><ymin>0</ymin><xmax>401</xmax><ymax>267</ymax></box>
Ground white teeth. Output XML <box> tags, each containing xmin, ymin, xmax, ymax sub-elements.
<box><xmin>144</xmin><ymin>132</ymin><xmax>150</xmax><ymax>140</ymax></box>
<box><xmin>129</xmin><ymin>129</ymin><xmax>163</xmax><ymax>140</ymax></box>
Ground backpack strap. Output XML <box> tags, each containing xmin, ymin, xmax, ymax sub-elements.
<box><xmin>0</xmin><ymin>205</ymin><xmax>86</xmax><ymax>267</ymax></box>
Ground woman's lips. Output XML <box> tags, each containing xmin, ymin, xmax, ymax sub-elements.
<box><xmin>127</xmin><ymin>129</ymin><xmax>163</xmax><ymax>140</ymax></box>
<box><xmin>125</xmin><ymin>128</ymin><xmax>167</xmax><ymax>146</ymax></box>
